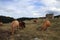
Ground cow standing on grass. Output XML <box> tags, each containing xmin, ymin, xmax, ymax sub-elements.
<box><xmin>19</xmin><ymin>21</ymin><xmax>25</xmax><ymax>29</ymax></box>
<box><xmin>11</xmin><ymin>20</ymin><xmax>26</xmax><ymax>35</ymax></box>
<box><xmin>33</xmin><ymin>19</ymin><xmax>38</xmax><ymax>23</ymax></box>
<box><xmin>40</xmin><ymin>19</ymin><xmax>51</xmax><ymax>31</ymax></box>
<box><xmin>11</xmin><ymin>19</ymin><xmax>19</xmax><ymax>35</ymax></box>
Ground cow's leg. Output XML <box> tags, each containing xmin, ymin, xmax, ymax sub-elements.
<box><xmin>11</xmin><ymin>26</ymin><xmax>16</xmax><ymax>35</ymax></box>
<box><xmin>23</xmin><ymin>25</ymin><xmax>25</xmax><ymax>28</ymax></box>
<box><xmin>18</xmin><ymin>26</ymin><xmax>21</xmax><ymax>29</ymax></box>
<box><xmin>22</xmin><ymin>25</ymin><xmax>25</xmax><ymax>29</ymax></box>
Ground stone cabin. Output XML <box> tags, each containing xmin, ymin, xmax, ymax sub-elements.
<box><xmin>46</xmin><ymin>14</ymin><xmax>54</xmax><ymax>19</ymax></box>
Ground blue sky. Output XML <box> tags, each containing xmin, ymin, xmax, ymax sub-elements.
<box><xmin>0</xmin><ymin>0</ymin><xmax>60</xmax><ymax>18</ymax></box>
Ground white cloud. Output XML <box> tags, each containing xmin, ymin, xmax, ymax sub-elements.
<box><xmin>0</xmin><ymin>0</ymin><xmax>60</xmax><ymax>18</ymax></box>
<box><xmin>41</xmin><ymin>0</ymin><xmax>56</xmax><ymax>7</ymax></box>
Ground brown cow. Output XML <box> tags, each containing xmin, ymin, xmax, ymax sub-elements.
<box><xmin>11</xmin><ymin>20</ymin><xmax>25</xmax><ymax>35</ymax></box>
<box><xmin>19</xmin><ymin>21</ymin><xmax>25</xmax><ymax>29</ymax></box>
<box><xmin>33</xmin><ymin>19</ymin><xmax>38</xmax><ymax>23</ymax></box>
<box><xmin>40</xmin><ymin>19</ymin><xmax>51</xmax><ymax>31</ymax></box>
<box><xmin>11</xmin><ymin>19</ymin><xmax>19</xmax><ymax>35</ymax></box>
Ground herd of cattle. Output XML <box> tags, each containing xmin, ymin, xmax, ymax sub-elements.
<box><xmin>0</xmin><ymin>19</ymin><xmax>51</xmax><ymax>35</ymax></box>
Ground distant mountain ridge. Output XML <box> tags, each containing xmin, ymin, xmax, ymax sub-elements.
<box><xmin>0</xmin><ymin>16</ymin><xmax>14</xmax><ymax>23</ymax></box>
<box><xmin>0</xmin><ymin>15</ymin><xmax>60</xmax><ymax>23</ymax></box>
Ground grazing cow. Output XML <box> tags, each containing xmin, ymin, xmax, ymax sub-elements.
<box><xmin>11</xmin><ymin>19</ymin><xmax>19</xmax><ymax>35</ymax></box>
<box><xmin>33</xmin><ymin>19</ymin><xmax>38</xmax><ymax>23</ymax></box>
<box><xmin>40</xmin><ymin>19</ymin><xmax>51</xmax><ymax>31</ymax></box>
<box><xmin>0</xmin><ymin>22</ymin><xmax>3</xmax><ymax>26</ymax></box>
<box><xmin>19</xmin><ymin>21</ymin><xmax>25</xmax><ymax>29</ymax></box>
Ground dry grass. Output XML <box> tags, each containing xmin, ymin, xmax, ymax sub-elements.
<box><xmin>0</xmin><ymin>19</ymin><xmax>60</xmax><ymax>40</ymax></box>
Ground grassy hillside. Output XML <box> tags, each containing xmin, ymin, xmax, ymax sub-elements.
<box><xmin>0</xmin><ymin>19</ymin><xmax>60</xmax><ymax>40</ymax></box>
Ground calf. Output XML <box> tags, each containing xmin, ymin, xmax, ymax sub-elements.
<box><xmin>19</xmin><ymin>21</ymin><xmax>25</xmax><ymax>29</ymax></box>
